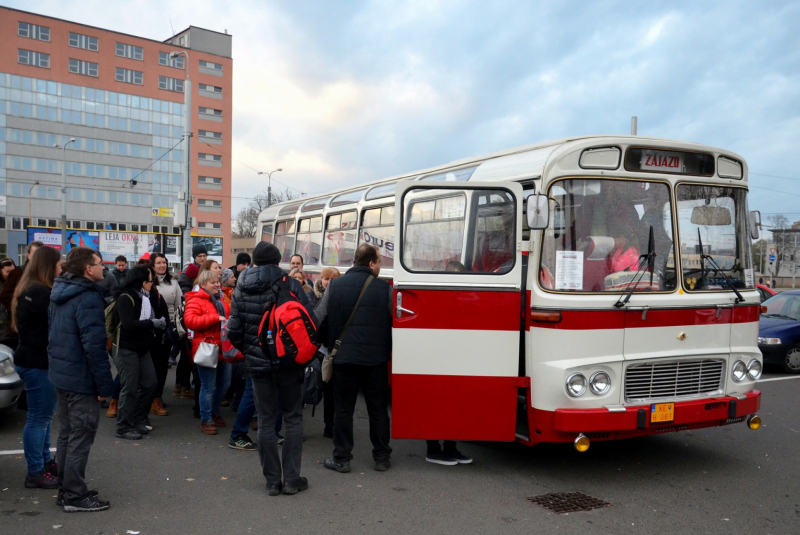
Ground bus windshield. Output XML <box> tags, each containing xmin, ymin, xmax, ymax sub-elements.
<box><xmin>676</xmin><ymin>185</ymin><xmax>754</xmax><ymax>291</ymax></box>
<box><xmin>540</xmin><ymin>179</ymin><xmax>676</xmax><ymax>292</ymax></box>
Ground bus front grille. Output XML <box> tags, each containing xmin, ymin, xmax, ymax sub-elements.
<box><xmin>624</xmin><ymin>359</ymin><xmax>725</xmax><ymax>402</ymax></box>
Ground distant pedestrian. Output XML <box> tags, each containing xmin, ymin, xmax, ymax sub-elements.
<box><xmin>111</xmin><ymin>255</ymin><xmax>129</xmax><ymax>286</ymax></box>
<box><xmin>10</xmin><ymin>246</ymin><xmax>63</xmax><ymax>489</ymax></box>
<box><xmin>312</xmin><ymin>267</ymin><xmax>341</xmax><ymax>438</ymax></box>
<box><xmin>229</xmin><ymin>252</ymin><xmax>251</xmax><ymax>281</ymax></box>
<box><xmin>227</xmin><ymin>241</ymin><xmax>315</xmax><ymax>496</ymax></box>
<box><xmin>48</xmin><ymin>247</ymin><xmax>114</xmax><ymax>512</ymax></box>
<box><xmin>317</xmin><ymin>244</ymin><xmax>392</xmax><ymax>473</ymax></box>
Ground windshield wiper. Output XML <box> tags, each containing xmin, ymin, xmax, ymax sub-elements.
<box><xmin>614</xmin><ymin>226</ymin><xmax>656</xmax><ymax>308</ymax></box>
<box><xmin>697</xmin><ymin>228</ymin><xmax>744</xmax><ymax>303</ymax></box>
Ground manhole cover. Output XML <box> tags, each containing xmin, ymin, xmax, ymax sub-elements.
<box><xmin>528</xmin><ymin>492</ymin><xmax>612</xmax><ymax>514</ymax></box>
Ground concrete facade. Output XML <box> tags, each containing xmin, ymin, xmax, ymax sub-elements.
<box><xmin>0</xmin><ymin>8</ymin><xmax>233</xmax><ymax>265</ymax></box>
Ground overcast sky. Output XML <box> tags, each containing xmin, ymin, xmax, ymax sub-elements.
<box><xmin>10</xmin><ymin>0</ymin><xmax>800</xmax><ymax>225</ymax></box>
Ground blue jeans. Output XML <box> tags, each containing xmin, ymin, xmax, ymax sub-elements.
<box><xmin>231</xmin><ymin>372</ymin><xmax>255</xmax><ymax>439</ymax></box>
<box><xmin>197</xmin><ymin>362</ymin><xmax>231</xmax><ymax>423</ymax></box>
<box><xmin>15</xmin><ymin>367</ymin><xmax>57</xmax><ymax>476</ymax></box>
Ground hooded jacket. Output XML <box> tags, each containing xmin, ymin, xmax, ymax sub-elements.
<box><xmin>184</xmin><ymin>289</ymin><xmax>230</xmax><ymax>362</ymax></box>
<box><xmin>48</xmin><ymin>272</ymin><xmax>114</xmax><ymax>397</ymax></box>
<box><xmin>227</xmin><ymin>265</ymin><xmax>315</xmax><ymax>375</ymax></box>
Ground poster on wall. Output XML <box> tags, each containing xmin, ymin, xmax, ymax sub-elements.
<box><xmin>99</xmin><ymin>232</ymin><xmax>157</xmax><ymax>264</ymax></box>
<box><xmin>27</xmin><ymin>228</ymin><xmax>100</xmax><ymax>252</ymax></box>
<box><xmin>165</xmin><ymin>236</ymin><xmax>180</xmax><ymax>265</ymax></box>
<box><xmin>193</xmin><ymin>236</ymin><xmax>223</xmax><ymax>263</ymax></box>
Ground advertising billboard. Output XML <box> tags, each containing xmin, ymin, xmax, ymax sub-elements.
<box><xmin>27</xmin><ymin>228</ymin><xmax>100</xmax><ymax>252</ymax></box>
<box><xmin>192</xmin><ymin>236</ymin><xmax>223</xmax><ymax>263</ymax></box>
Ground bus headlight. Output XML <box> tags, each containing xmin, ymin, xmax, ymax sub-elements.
<box><xmin>566</xmin><ymin>373</ymin><xmax>587</xmax><ymax>397</ymax></box>
<box><xmin>731</xmin><ymin>360</ymin><xmax>747</xmax><ymax>382</ymax></box>
<box><xmin>747</xmin><ymin>359</ymin><xmax>762</xmax><ymax>380</ymax></box>
<box><xmin>757</xmin><ymin>337</ymin><xmax>781</xmax><ymax>345</ymax></box>
<box><xmin>589</xmin><ymin>371</ymin><xmax>611</xmax><ymax>395</ymax></box>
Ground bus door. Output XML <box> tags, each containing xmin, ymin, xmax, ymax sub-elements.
<box><xmin>392</xmin><ymin>180</ymin><xmax>524</xmax><ymax>441</ymax></box>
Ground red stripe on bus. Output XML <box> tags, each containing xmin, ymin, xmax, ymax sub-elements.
<box><xmin>391</xmin><ymin>374</ymin><xmax>518</xmax><ymax>441</ymax></box>
<box><xmin>393</xmin><ymin>290</ymin><xmax>520</xmax><ymax>331</ymax></box>
<box><xmin>530</xmin><ymin>306</ymin><xmax>761</xmax><ymax>330</ymax></box>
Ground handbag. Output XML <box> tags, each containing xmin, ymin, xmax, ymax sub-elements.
<box><xmin>322</xmin><ymin>275</ymin><xmax>374</xmax><ymax>382</ymax></box>
<box><xmin>194</xmin><ymin>339</ymin><xmax>219</xmax><ymax>368</ymax></box>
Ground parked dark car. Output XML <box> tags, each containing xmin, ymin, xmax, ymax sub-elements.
<box><xmin>756</xmin><ymin>283</ymin><xmax>777</xmax><ymax>303</ymax></box>
<box><xmin>0</xmin><ymin>344</ymin><xmax>24</xmax><ymax>413</ymax></box>
<box><xmin>758</xmin><ymin>290</ymin><xmax>800</xmax><ymax>373</ymax></box>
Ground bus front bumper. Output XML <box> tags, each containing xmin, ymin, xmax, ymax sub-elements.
<box><xmin>527</xmin><ymin>390</ymin><xmax>760</xmax><ymax>443</ymax></box>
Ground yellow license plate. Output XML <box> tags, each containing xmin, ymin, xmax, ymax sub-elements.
<box><xmin>650</xmin><ymin>403</ymin><xmax>674</xmax><ymax>424</ymax></box>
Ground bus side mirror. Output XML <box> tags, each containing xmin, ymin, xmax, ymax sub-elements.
<box><xmin>749</xmin><ymin>210</ymin><xmax>761</xmax><ymax>240</ymax></box>
<box><xmin>526</xmin><ymin>194</ymin><xmax>549</xmax><ymax>230</ymax></box>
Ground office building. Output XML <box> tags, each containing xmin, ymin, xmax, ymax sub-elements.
<box><xmin>0</xmin><ymin>6</ymin><xmax>232</xmax><ymax>265</ymax></box>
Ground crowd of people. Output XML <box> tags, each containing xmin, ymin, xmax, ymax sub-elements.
<box><xmin>0</xmin><ymin>241</ymin><xmax>472</xmax><ymax>512</ymax></box>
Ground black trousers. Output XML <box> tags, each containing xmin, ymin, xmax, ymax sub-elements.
<box><xmin>175</xmin><ymin>340</ymin><xmax>192</xmax><ymax>389</ymax></box>
<box><xmin>322</xmin><ymin>375</ymin><xmax>335</xmax><ymax>426</ymax></box>
<box><xmin>150</xmin><ymin>337</ymin><xmax>171</xmax><ymax>399</ymax></box>
<box><xmin>56</xmin><ymin>389</ymin><xmax>100</xmax><ymax>501</ymax></box>
<box><xmin>332</xmin><ymin>363</ymin><xmax>391</xmax><ymax>464</ymax></box>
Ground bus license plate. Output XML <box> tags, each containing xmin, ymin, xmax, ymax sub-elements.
<box><xmin>650</xmin><ymin>403</ymin><xmax>674</xmax><ymax>424</ymax></box>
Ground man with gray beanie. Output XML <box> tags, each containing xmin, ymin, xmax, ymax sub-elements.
<box><xmin>227</xmin><ymin>241</ymin><xmax>316</xmax><ymax>496</ymax></box>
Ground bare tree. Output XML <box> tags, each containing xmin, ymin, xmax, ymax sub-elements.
<box><xmin>231</xmin><ymin>188</ymin><xmax>303</xmax><ymax>238</ymax></box>
<box><xmin>768</xmin><ymin>214</ymin><xmax>790</xmax><ymax>276</ymax></box>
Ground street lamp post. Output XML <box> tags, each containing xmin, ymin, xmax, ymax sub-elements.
<box><xmin>257</xmin><ymin>168</ymin><xmax>282</xmax><ymax>207</ymax></box>
<box><xmin>54</xmin><ymin>138</ymin><xmax>76</xmax><ymax>256</ymax></box>
<box><xmin>170</xmin><ymin>50</ymin><xmax>193</xmax><ymax>265</ymax></box>
<box><xmin>28</xmin><ymin>180</ymin><xmax>40</xmax><ymax>222</ymax></box>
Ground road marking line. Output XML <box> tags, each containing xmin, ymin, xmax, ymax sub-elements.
<box><xmin>0</xmin><ymin>448</ymin><xmax>56</xmax><ymax>456</ymax></box>
<box><xmin>758</xmin><ymin>376</ymin><xmax>800</xmax><ymax>383</ymax></box>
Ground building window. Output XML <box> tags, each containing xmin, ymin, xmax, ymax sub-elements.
<box><xmin>158</xmin><ymin>51</ymin><xmax>185</xmax><ymax>68</ymax></box>
<box><xmin>116</xmin><ymin>67</ymin><xmax>143</xmax><ymax>85</ymax></box>
<box><xmin>198</xmin><ymin>153</ymin><xmax>222</xmax><ymax>162</ymax></box>
<box><xmin>118</xmin><ymin>223</ymin><xmax>127</xmax><ymax>231</ymax></box>
<box><xmin>69</xmin><ymin>32</ymin><xmax>98</xmax><ymax>51</ymax></box>
<box><xmin>199</xmin><ymin>176</ymin><xmax>222</xmax><ymax>185</ymax></box>
<box><xmin>85</xmin><ymin>222</ymin><xmax>95</xmax><ymax>230</ymax></box>
<box><xmin>69</xmin><ymin>59</ymin><xmax>99</xmax><ymax>77</ymax></box>
<box><xmin>158</xmin><ymin>76</ymin><xmax>184</xmax><ymax>93</ymax></box>
<box><xmin>140</xmin><ymin>225</ymin><xmax>149</xmax><ymax>232</ymax></box>
<box><xmin>198</xmin><ymin>83</ymin><xmax>223</xmax><ymax>94</ymax></box>
<box><xmin>200</xmin><ymin>222</ymin><xmax>222</xmax><ymax>229</ymax></box>
<box><xmin>199</xmin><ymin>199</ymin><xmax>222</xmax><ymax>207</ymax></box>
<box><xmin>116</xmin><ymin>42</ymin><xmax>143</xmax><ymax>60</ymax></box>
<box><xmin>199</xmin><ymin>59</ymin><xmax>223</xmax><ymax>71</ymax></box>
<box><xmin>18</xmin><ymin>49</ymin><xmax>50</xmax><ymax>68</ymax></box>
<box><xmin>18</xmin><ymin>22</ymin><xmax>50</xmax><ymax>41</ymax></box>
<box><xmin>198</xmin><ymin>106</ymin><xmax>222</xmax><ymax>117</ymax></box>
<box><xmin>198</xmin><ymin>130</ymin><xmax>222</xmax><ymax>140</ymax></box>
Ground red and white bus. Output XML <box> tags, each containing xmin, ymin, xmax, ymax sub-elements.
<box><xmin>257</xmin><ymin>135</ymin><xmax>763</xmax><ymax>450</ymax></box>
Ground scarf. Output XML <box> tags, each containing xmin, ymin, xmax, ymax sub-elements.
<box><xmin>203</xmin><ymin>288</ymin><xmax>225</xmax><ymax>317</ymax></box>
<box><xmin>138</xmin><ymin>288</ymin><xmax>154</xmax><ymax>321</ymax></box>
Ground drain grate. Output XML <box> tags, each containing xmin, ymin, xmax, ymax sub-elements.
<box><xmin>528</xmin><ymin>492</ymin><xmax>612</xmax><ymax>514</ymax></box>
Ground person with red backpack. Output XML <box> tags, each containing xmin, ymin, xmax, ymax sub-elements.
<box><xmin>227</xmin><ymin>242</ymin><xmax>316</xmax><ymax>496</ymax></box>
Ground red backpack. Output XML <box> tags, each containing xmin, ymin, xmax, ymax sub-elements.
<box><xmin>257</xmin><ymin>275</ymin><xmax>319</xmax><ymax>367</ymax></box>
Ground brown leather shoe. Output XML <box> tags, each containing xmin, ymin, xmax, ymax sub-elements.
<box><xmin>106</xmin><ymin>399</ymin><xmax>118</xmax><ymax>418</ymax></box>
<box><xmin>172</xmin><ymin>385</ymin><xmax>182</xmax><ymax>397</ymax></box>
<box><xmin>212</xmin><ymin>414</ymin><xmax>226</xmax><ymax>427</ymax></box>
<box><xmin>201</xmin><ymin>421</ymin><xmax>217</xmax><ymax>435</ymax></box>
<box><xmin>181</xmin><ymin>387</ymin><xmax>195</xmax><ymax>399</ymax></box>
<box><xmin>151</xmin><ymin>398</ymin><xmax>169</xmax><ymax>416</ymax></box>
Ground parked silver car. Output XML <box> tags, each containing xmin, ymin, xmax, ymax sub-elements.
<box><xmin>0</xmin><ymin>344</ymin><xmax>23</xmax><ymax>412</ymax></box>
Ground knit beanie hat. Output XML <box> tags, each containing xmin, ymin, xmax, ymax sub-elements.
<box><xmin>192</xmin><ymin>244</ymin><xmax>208</xmax><ymax>259</ymax></box>
<box><xmin>252</xmin><ymin>242</ymin><xmax>282</xmax><ymax>266</ymax></box>
<box><xmin>184</xmin><ymin>263</ymin><xmax>200</xmax><ymax>280</ymax></box>
<box><xmin>221</xmin><ymin>268</ymin><xmax>234</xmax><ymax>283</ymax></box>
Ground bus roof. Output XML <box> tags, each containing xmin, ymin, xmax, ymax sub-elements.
<box><xmin>258</xmin><ymin>134</ymin><xmax>746</xmax><ymax>222</ymax></box>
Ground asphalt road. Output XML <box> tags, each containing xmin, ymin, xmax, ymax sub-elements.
<box><xmin>0</xmin><ymin>368</ymin><xmax>798</xmax><ymax>535</ymax></box>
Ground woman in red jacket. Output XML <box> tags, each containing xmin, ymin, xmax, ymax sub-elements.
<box><xmin>184</xmin><ymin>270</ymin><xmax>231</xmax><ymax>435</ymax></box>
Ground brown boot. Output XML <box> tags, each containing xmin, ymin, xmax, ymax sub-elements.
<box><xmin>106</xmin><ymin>399</ymin><xmax>118</xmax><ymax>418</ymax></box>
<box><xmin>181</xmin><ymin>387</ymin><xmax>195</xmax><ymax>399</ymax></box>
<box><xmin>172</xmin><ymin>385</ymin><xmax>182</xmax><ymax>397</ymax></box>
<box><xmin>201</xmin><ymin>421</ymin><xmax>217</xmax><ymax>435</ymax></box>
<box><xmin>212</xmin><ymin>414</ymin><xmax>226</xmax><ymax>427</ymax></box>
<box><xmin>150</xmin><ymin>398</ymin><xmax>169</xmax><ymax>416</ymax></box>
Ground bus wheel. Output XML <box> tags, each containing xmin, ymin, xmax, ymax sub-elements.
<box><xmin>782</xmin><ymin>346</ymin><xmax>800</xmax><ymax>374</ymax></box>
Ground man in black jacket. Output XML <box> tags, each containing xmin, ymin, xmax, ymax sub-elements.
<box><xmin>317</xmin><ymin>244</ymin><xmax>392</xmax><ymax>473</ymax></box>
<box><xmin>227</xmin><ymin>241</ymin><xmax>315</xmax><ymax>496</ymax></box>
<box><xmin>49</xmin><ymin>247</ymin><xmax>114</xmax><ymax>512</ymax></box>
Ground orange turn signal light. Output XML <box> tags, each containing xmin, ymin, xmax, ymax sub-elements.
<box><xmin>530</xmin><ymin>310</ymin><xmax>563</xmax><ymax>323</ymax></box>
<box><xmin>761</xmin><ymin>306</ymin><xmax>768</xmax><ymax>314</ymax></box>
